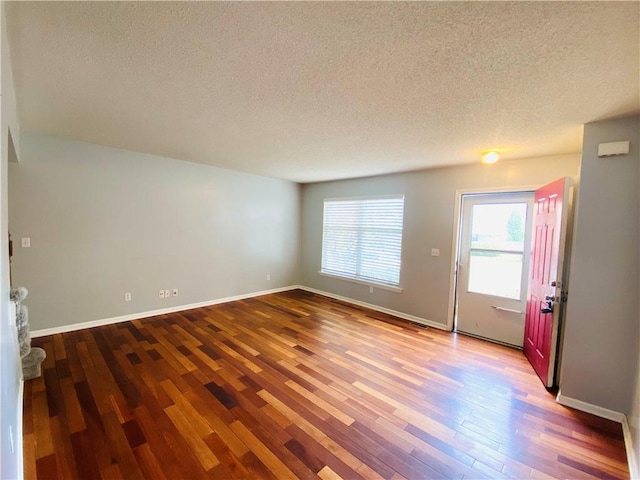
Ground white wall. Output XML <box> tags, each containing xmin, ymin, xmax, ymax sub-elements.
<box><xmin>560</xmin><ymin>116</ymin><xmax>639</xmax><ymax>419</ymax></box>
<box><xmin>633</xmin><ymin>142</ymin><xmax>640</xmax><ymax>477</ymax></box>
<box><xmin>301</xmin><ymin>154</ymin><xmax>581</xmax><ymax>327</ymax></box>
<box><xmin>9</xmin><ymin>134</ymin><xmax>300</xmax><ymax>331</ymax></box>
<box><xmin>0</xmin><ymin>2</ymin><xmax>23</xmax><ymax>478</ymax></box>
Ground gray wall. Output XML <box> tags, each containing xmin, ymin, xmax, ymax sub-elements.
<box><xmin>0</xmin><ymin>3</ymin><xmax>23</xmax><ymax>478</ymax></box>
<box><xmin>631</xmin><ymin>350</ymin><xmax>640</xmax><ymax>476</ymax></box>
<box><xmin>9</xmin><ymin>134</ymin><xmax>300</xmax><ymax>331</ymax></box>
<box><xmin>301</xmin><ymin>154</ymin><xmax>581</xmax><ymax>326</ymax></box>
<box><xmin>560</xmin><ymin>116</ymin><xmax>639</xmax><ymax>418</ymax></box>
<box><xmin>632</xmin><ymin>123</ymin><xmax>640</xmax><ymax>479</ymax></box>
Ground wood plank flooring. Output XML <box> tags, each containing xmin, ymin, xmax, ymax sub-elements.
<box><xmin>23</xmin><ymin>289</ymin><xmax>629</xmax><ymax>479</ymax></box>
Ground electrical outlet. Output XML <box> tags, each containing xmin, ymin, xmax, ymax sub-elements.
<box><xmin>369</xmin><ymin>286</ymin><xmax>374</xmax><ymax>294</ymax></box>
<box><xmin>124</xmin><ymin>292</ymin><xmax>132</xmax><ymax>302</ymax></box>
<box><xmin>164</xmin><ymin>289</ymin><xmax>170</xmax><ymax>299</ymax></box>
<box><xmin>159</xmin><ymin>290</ymin><xmax>165</xmax><ymax>299</ymax></box>
<box><xmin>266</xmin><ymin>274</ymin><xmax>271</xmax><ymax>281</ymax></box>
<box><xmin>431</xmin><ymin>248</ymin><xmax>440</xmax><ymax>257</ymax></box>
<box><xmin>172</xmin><ymin>289</ymin><xmax>178</xmax><ymax>297</ymax></box>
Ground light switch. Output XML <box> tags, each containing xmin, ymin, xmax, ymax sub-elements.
<box><xmin>431</xmin><ymin>248</ymin><xmax>440</xmax><ymax>257</ymax></box>
<box><xmin>21</xmin><ymin>237</ymin><xmax>31</xmax><ymax>248</ymax></box>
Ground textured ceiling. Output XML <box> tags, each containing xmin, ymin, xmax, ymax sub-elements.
<box><xmin>6</xmin><ymin>2</ymin><xmax>640</xmax><ymax>183</ymax></box>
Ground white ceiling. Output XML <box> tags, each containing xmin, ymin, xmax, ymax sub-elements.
<box><xmin>6</xmin><ymin>2</ymin><xmax>640</xmax><ymax>183</ymax></box>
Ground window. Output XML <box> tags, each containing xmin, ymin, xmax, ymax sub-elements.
<box><xmin>467</xmin><ymin>202</ymin><xmax>528</xmax><ymax>299</ymax></box>
<box><xmin>321</xmin><ymin>195</ymin><xmax>405</xmax><ymax>287</ymax></box>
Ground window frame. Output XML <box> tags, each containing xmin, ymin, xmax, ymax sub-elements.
<box><xmin>467</xmin><ymin>201</ymin><xmax>529</xmax><ymax>300</ymax></box>
<box><xmin>319</xmin><ymin>194</ymin><xmax>405</xmax><ymax>292</ymax></box>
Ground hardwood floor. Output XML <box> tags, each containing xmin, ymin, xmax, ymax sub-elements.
<box><xmin>23</xmin><ymin>289</ymin><xmax>629</xmax><ymax>479</ymax></box>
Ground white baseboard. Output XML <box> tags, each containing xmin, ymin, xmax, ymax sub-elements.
<box><xmin>556</xmin><ymin>390</ymin><xmax>639</xmax><ymax>478</ymax></box>
<box><xmin>556</xmin><ymin>390</ymin><xmax>625</xmax><ymax>422</ymax></box>
<box><xmin>298</xmin><ymin>286</ymin><xmax>448</xmax><ymax>331</ymax></box>
<box><xmin>31</xmin><ymin>284</ymin><xmax>449</xmax><ymax>337</ymax></box>
<box><xmin>31</xmin><ymin>285</ymin><xmax>300</xmax><ymax>337</ymax></box>
<box><xmin>622</xmin><ymin>415</ymin><xmax>639</xmax><ymax>480</ymax></box>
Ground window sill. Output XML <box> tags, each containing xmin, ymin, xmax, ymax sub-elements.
<box><xmin>318</xmin><ymin>271</ymin><xmax>403</xmax><ymax>293</ymax></box>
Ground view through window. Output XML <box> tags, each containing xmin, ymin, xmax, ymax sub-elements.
<box><xmin>467</xmin><ymin>202</ymin><xmax>528</xmax><ymax>299</ymax></box>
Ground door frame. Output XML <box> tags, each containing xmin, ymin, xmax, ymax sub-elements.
<box><xmin>446</xmin><ymin>185</ymin><xmax>542</xmax><ymax>332</ymax></box>
<box><xmin>455</xmin><ymin>191</ymin><xmax>535</xmax><ymax>346</ymax></box>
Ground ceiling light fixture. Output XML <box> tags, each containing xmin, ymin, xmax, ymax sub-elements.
<box><xmin>481</xmin><ymin>151</ymin><xmax>500</xmax><ymax>164</ymax></box>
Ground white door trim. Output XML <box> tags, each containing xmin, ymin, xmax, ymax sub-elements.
<box><xmin>446</xmin><ymin>185</ymin><xmax>542</xmax><ymax>331</ymax></box>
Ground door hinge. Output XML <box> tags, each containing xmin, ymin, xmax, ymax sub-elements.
<box><xmin>561</xmin><ymin>291</ymin><xmax>568</xmax><ymax>302</ymax></box>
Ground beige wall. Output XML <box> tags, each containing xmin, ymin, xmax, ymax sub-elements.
<box><xmin>301</xmin><ymin>154</ymin><xmax>581</xmax><ymax>327</ymax></box>
<box><xmin>9</xmin><ymin>134</ymin><xmax>300</xmax><ymax>331</ymax></box>
<box><xmin>561</xmin><ymin>116</ymin><xmax>639</xmax><ymax>419</ymax></box>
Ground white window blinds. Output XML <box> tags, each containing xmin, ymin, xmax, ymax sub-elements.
<box><xmin>321</xmin><ymin>195</ymin><xmax>405</xmax><ymax>287</ymax></box>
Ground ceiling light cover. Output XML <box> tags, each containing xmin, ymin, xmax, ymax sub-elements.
<box><xmin>482</xmin><ymin>152</ymin><xmax>500</xmax><ymax>164</ymax></box>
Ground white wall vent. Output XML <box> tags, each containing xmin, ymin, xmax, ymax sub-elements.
<box><xmin>597</xmin><ymin>141</ymin><xmax>630</xmax><ymax>157</ymax></box>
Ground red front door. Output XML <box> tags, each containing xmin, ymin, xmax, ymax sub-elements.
<box><xmin>524</xmin><ymin>178</ymin><xmax>572</xmax><ymax>387</ymax></box>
